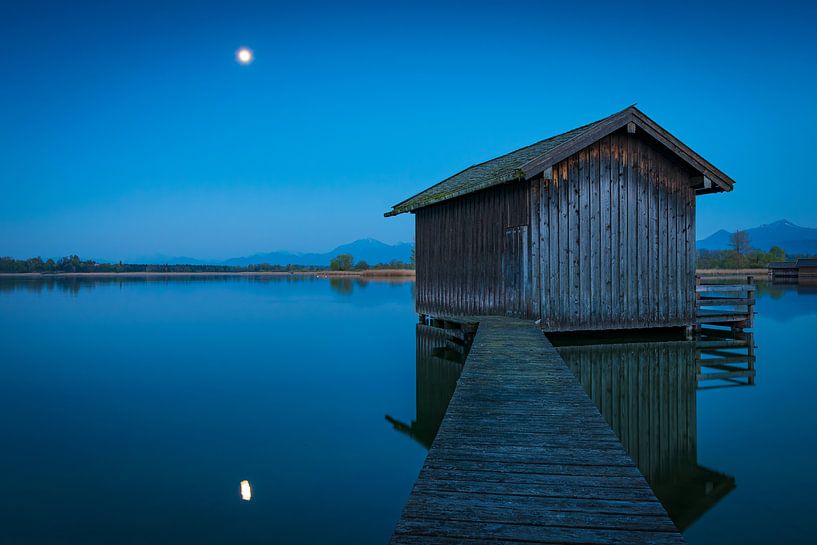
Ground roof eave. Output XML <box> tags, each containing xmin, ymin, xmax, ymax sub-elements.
<box><xmin>520</xmin><ymin>106</ymin><xmax>736</xmax><ymax>196</ymax></box>
<box><xmin>385</xmin><ymin>171</ymin><xmax>525</xmax><ymax>216</ymax></box>
<box><xmin>630</xmin><ymin>108</ymin><xmax>735</xmax><ymax>194</ymax></box>
<box><xmin>518</xmin><ymin>108</ymin><xmax>634</xmax><ymax>180</ymax></box>
<box><xmin>385</xmin><ymin>106</ymin><xmax>737</xmax><ymax>216</ymax></box>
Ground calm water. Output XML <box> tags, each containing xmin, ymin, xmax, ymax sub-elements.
<box><xmin>0</xmin><ymin>276</ymin><xmax>424</xmax><ymax>544</ymax></box>
<box><xmin>553</xmin><ymin>282</ymin><xmax>817</xmax><ymax>544</ymax></box>
<box><xmin>1</xmin><ymin>276</ymin><xmax>815</xmax><ymax>544</ymax></box>
<box><xmin>685</xmin><ymin>282</ymin><xmax>817</xmax><ymax>544</ymax></box>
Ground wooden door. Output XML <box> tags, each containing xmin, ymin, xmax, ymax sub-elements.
<box><xmin>503</xmin><ymin>225</ymin><xmax>528</xmax><ymax>316</ymax></box>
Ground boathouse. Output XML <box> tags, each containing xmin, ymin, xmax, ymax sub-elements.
<box><xmin>386</xmin><ymin>106</ymin><xmax>735</xmax><ymax>331</ymax></box>
<box><xmin>769</xmin><ymin>257</ymin><xmax>817</xmax><ymax>281</ymax></box>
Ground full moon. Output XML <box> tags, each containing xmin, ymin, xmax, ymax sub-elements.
<box><xmin>236</xmin><ymin>47</ymin><xmax>253</xmax><ymax>65</ymax></box>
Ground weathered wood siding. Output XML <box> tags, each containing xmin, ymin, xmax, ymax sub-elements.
<box><xmin>415</xmin><ymin>182</ymin><xmax>530</xmax><ymax>317</ymax></box>
<box><xmin>415</xmin><ymin>130</ymin><xmax>698</xmax><ymax>331</ymax></box>
<box><xmin>535</xmin><ymin>131</ymin><xmax>697</xmax><ymax>330</ymax></box>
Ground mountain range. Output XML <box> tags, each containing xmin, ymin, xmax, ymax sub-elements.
<box><xmin>124</xmin><ymin>238</ymin><xmax>414</xmax><ymax>266</ymax></box>
<box><xmin>697</xmin><ymin>220</ymin><xmax>817</xmax><ymax>255</ymax></box>
<box><xmin>110</xmin><ymin>220</ymin><xmax>814</xmax><ymax>265</ymax></box>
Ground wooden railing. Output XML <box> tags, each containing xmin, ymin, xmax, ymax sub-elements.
<box><xmin>695</xmin><ymin>275</ymin><xmax>756</xmax><ymax>331</ymax></box>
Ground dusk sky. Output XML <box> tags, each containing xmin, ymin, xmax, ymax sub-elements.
<box><xmin>2</xmin><ymin>0</ymin><xmax>815</xmax><ymax>261</ymax></box>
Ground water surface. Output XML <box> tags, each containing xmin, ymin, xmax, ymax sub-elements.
<box><xmin>1</xmin><ymin>276</ymin><xmax>815</xmax><ymax>544</ymax></box>
<box><xmin>552</xmin><ymin>281</ymin><xmax>817</xmax><ymax>544</ymax></box>
<box><xmin>0</xmin><ymin>275</ymin><xmax>424</xmax><ymax>544</ymax></box>
<box><xmin>686</xmin><ymin>282</ymin><xmax>817</xmax><ymax>544</ymax></box>
<box><xmin>393</xmin><ymin>280</ymin><xmax>817</xmax><ymax>544</ymax></box>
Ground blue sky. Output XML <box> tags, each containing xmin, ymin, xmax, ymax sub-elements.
<box><xmin>1</xmin><ymin>0</ymin><xmax>815</xmax><ymax>260</ymax></box>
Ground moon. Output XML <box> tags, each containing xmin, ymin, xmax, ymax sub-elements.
<box><xmin>236</xmin><ymin>47</ymin><xmax>253</xmax><ymax>65</ymax></box>
<box><xmin>240</xmin><ymin>480</ymin><xmax>252</xmax><ymax>501</ymax></box>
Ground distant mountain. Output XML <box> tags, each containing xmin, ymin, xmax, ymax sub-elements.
<box><xmin>126</xmin><ymin>254</ymin><xmax>212</xmax><ymax>266</ymax></box>
<box><xmin>223</xmin><ymin>238</ymin><xmax>413</xmax><ymax>266</ymax></box>
<box><xmin>697</xmin><ymin>220</ymin><xmax>817</xmax><ymax>255</ymax></box>
<box><xmin>116</xmin><ymin>239</ymin><xmax>413</xmax><ymax>267</ymax></box>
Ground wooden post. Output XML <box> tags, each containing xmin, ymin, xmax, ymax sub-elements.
<box><xmin>747</xmin><ymin>275</ymin><xmax>755</xmax><ymax>329</ymax></box>
<box><xmin>694</xmin><ymin>274</ymin><xmax>701</xmax><ymax>333</ymax></box>
<box><xmin>747</xmin><ymin>331</ymin><xmax>756</xmax><ymax>386</ymax></box>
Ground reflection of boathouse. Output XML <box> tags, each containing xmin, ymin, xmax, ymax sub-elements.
<box><xmin>385</xmin><ymin>323</ymin><xmax>466</xmax><ymax>449</ymax></box>
<box><xmin>389</xmin><ymin>322</ymin><xmax>757</xmax><ymax>531</ymax></box>
<box><xmin>555</xmin><ymin>334</ymin><xmax>755</xmax><ymax>529</ymax></box>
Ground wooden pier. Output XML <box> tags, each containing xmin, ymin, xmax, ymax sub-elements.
<box><xmin>391</xmin><ymin>318</ymin><xmax>684</xmax><ymax>545</ymax></box>
<box><xmin>695</xmin><ymin>276</ymin><xmax>755</xmax><ymax>331</ymax></box>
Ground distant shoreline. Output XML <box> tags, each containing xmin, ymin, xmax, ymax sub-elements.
<box><xmin>0</xmin><ymin>269</ymin><xmax>769</xmax><ymax>278</ymax></box>
<box><xmin>0</xmin><ymin>269</ymin><xmax>768</xmax><ymax>279</ymax></box>
<box><xmin>696</xmin><ymin>268</ymin><xmax>768</xmax><ymax>279</ymax></box>
<box><xmin>0</xmin><ymin>269</ymin><xmax>416</xmax><ymax>279</ymax></box>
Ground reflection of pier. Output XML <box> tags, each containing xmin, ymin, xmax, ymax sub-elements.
<box><xmin>555</xmin><ymin>332</ymin><xmax>756</xmax><ymax>530</ymax></box>
<box><xmin>697</xmin><ymin>329</ymin><xmax>756</xmax><ymax>389</ymax></box>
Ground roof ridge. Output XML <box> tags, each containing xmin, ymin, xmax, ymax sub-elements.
<box><xmin>388</xmin><ymin>108</ymin><xmax>633</xmax><ymax>212</ymax></box>
<box><xmin>385</xmin><ymin>105</ymin><xmax>734</xmax><ymax>217</ymax></box>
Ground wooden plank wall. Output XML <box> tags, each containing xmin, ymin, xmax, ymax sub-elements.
<box><xmin>415</xmin><ymin>129</ymin><xmax>697</xmax><ymax>331</ymax></box>
<box><xmin>415</xmin><ymin>182</ymin><xmax>530</xmax><ymax>317</ymax></box>
<box><xmin>535</xmin><ymin>131</ymin><xmax>697</xmax><ymax>331</ymax></box>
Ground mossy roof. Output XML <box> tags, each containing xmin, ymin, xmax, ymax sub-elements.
<box><xmin>385</xmin><ymin>111</ymin><xmax>621</xmax><ymax>216</ymax></box>
<box><xmin>385</xmin><ymin>106</ymin><xmax>735</xmax><ymax>216</ymax></box>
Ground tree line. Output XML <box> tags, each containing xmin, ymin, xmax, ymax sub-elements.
<box><xmin>328</xmin><ymin>252</ymin><xmax>415</xmax><ymax>271</ymax></box>
<box><xmin>697</xmin><ymin>230</ymin><xmax>786</xmax><ymax>269</ymax></box>
<box><xmin>1</xmin><ymin>254</ymin><xmax>414</xmax><ymax>274</ymax></box>
<box><xmin>6</xmin><ymin>233</ymin><xmax>788</xmax><ymax>273</ymax></box>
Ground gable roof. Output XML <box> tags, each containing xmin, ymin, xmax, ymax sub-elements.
<box><xmin>385</xmin><ymin>106</ymin><xmax>735</xmax><ymax>217</ymax></box>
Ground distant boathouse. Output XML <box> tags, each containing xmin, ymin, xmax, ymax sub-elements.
<box><xmin>386</xmin><ymin>106</ymin><xmax>735</xmax><ymax>331</ymax></box>
<box><xmin>768</xmin><ymin>258</ymin><xmax>817</xmax><ymax>281</ymax></box>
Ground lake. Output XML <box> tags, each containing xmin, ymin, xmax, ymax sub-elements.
<box><xmin>1</xmin><ymin>276</ymin><xmax>815</xmax><ymax>544</ymax></box>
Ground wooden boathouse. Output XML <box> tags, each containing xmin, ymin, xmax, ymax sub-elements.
<box><xmin>386</xmin><ymin>106</ymin><xmax>735</xmax><ymax>332</ymax></box>
<box><xmin>769</xmin><ymin>257</ymin><xmax>817</xmax><ymax>281</ymax></box>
